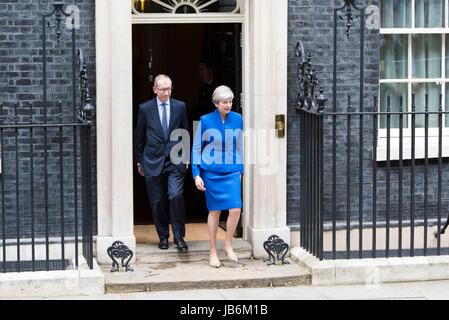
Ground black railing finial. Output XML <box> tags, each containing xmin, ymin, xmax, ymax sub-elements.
<box><xmin>296</xmin><ymin>42</ymin><xmax>326</xmax><ymax>114</ymax></box>
<box><xmin>339</xmin><ymin>0</ymin><xmax>361</xmax><ymax>39</ymax></box>
<box><xmin>78</xmin><ymin>49</ymin><xmax>95</xmax><ymax>123</ymax></box>
<box><xmin>39</xmin><ymin>0</ymin><xmax>72</xmax><ymax>47</ymax></box>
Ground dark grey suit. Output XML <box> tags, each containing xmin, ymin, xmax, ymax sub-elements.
<box><xmin>135</xmin><ymin>97</ymin><xmax>189</xmax><ymax>240</ymax></box>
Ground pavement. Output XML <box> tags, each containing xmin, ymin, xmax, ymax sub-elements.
<box><xmin>8</xmin><ymin>279</ymin><xmax>449</xmax><ymax>300</ymax></box>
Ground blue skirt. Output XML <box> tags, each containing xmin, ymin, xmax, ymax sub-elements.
<box><xmin>202</xmin><ymin>170</ymin><xmax>242</xmax><ymax>211</ymax></box>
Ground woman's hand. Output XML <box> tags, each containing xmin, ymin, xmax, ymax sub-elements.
<box><xmin>195</xmin><ymin>176</ymin><xmax>206</xmax><ymax>192</ymax></box>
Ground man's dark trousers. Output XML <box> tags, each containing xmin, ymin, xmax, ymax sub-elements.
<box><xmin>145</xmin><ymin>157</ymin><xmax>185</xmax><ymax>241</ymax></box>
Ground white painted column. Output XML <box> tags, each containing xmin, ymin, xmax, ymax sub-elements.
<box><xmin>95</xmin><ymin>0</ymin><xmax>135</xmax><ymax>264</ymax></box>
<box><xmin>246</xmin><ymin>0</ymin><xmax>289</xmax><ymax>258</ymax></box>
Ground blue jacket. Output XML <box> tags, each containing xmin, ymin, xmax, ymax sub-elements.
<box><xmin>192</xmin><ymin>109</ymin><xmax>244</xmax><ymax>178</ymax></box>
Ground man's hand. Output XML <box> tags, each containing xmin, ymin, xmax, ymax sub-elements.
<box><xmin>194</xmin><ymin>176</ymin><xmax>206</xmax><ymax>192</ymax></box>
<box><xmin>137</xmin><ymin>163</ymin><xmax>144</xmax><ymax>177</ymax></box>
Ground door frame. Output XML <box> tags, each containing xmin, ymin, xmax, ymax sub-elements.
<box><xmin>129</xmin><ymin>1</ymin><xmax>250</xmax><ymax>240</ymax></box>
<box><xmin>132</xmin><ymin>22</ymin><xmax>244</xmax><ymax>226</ymax></box>
<box><xmin>95</xmin><ymin>0</ymin><xmax>289</xmax><ymax>263</ymax></box>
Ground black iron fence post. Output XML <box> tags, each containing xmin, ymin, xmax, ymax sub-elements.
<box><xmin>0</xmin><ymin>1</ymin><xmax>95</xmax><ymax>273</ymax></box>
<box><xmin>296</xmin><ymin>43</ymin><xmax>327</xmax><ymax>260</ymax></box>
<box><xmin>80</xmin><ymin>123</ymin><xmax>93</xmax><ymax>269</ymax></box>
<box><xmin>78</xmin><ymin>49</ymin><xmax>95</xmax><ymax>270</ymax></box>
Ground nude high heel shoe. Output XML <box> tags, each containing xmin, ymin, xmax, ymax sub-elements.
<box><xmin>209</xmin><ymin>255</ymin><xmax>222</xmax><ymax>268</ymax></box>
<box><xmin>225</xmin><ymin>248</ymin><xmax>238</xmax><ymax>263</ymax></box>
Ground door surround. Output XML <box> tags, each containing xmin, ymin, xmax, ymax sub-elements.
<box><xmin>95</xmin><ymin>0</ymin><xmax>289</xmax><ymax>263</ymax></box>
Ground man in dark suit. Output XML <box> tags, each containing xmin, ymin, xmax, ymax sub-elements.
<box><xmin>135</xmin><ymin>74</ymin><xmax>189</xmax><ymax>252</ymax></box>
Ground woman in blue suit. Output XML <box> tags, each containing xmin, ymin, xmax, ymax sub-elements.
<box><xmin>192</xmin><ymin>85</ymin><xmax>244</xmax><ymax>268</ymax></box>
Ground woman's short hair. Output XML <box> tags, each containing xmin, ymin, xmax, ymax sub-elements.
<box><xmin>212</xmin><ymin>85</ymin><xmax>234</xmax><ymax>104</ymax></box>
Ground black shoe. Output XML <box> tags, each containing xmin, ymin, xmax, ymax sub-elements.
<box><xmin>174</xmin><ymin>238</ymin><xmax>188</xmax><ymax>252</ymax></box>
<box><xmin>158</xmin><ymin>238</ymin><xmax>169</xmax><ymax>250</ymax></box>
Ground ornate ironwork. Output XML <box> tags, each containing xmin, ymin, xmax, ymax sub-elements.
<box><xmin>338</xmin><ymin>0</ymin><xmax>361</xmax><ymax>39</ymax></box>
<box><xmin>295</xmin><ymin>41</ymin><xmax>327</xmax><ymax>114</ymax></box>
<box><xmin>39</xmin><ymin>1</ymin><xmax>72</xmax><ymax>46</ymax></box>
<box><xmin>132</xmin><ymin>0</ymin><xmax>241</xmax><ymax>14</ymax></box>
<box><xmin>107</xmin><ymin>241</ymin><xmax>134</xmax><ymax>272</ymax></box>
<box><xmin>263</xmin><ymin>235</ymin><xmax>290</xmax><ymax>266</ymax></box>
<box><xmin>78</xmin><ymin>49</ymin><xmax>95</xmax><ymax>123</ymax></box>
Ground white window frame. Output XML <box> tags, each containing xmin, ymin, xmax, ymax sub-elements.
<box><xmin>378</xmin><ymin>0</ymin><xmax>449</xmax><ymax>161</ymax></box>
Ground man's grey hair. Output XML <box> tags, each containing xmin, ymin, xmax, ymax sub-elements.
<box><xmin>212</xmin><ymin>85</ymin><xmax>234</xmax><ymax>104</ymax></box>
<box><xmin>153</xmin><ymin>74</ymin><xmax>172</xmax><ymax>88</ymax></box>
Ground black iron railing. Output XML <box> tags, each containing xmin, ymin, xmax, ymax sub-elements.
<box><xmin>0</xmin><ymin>1</ymin><xmax>95</xmax><ymax>272</ymax></box>
<box><xmin>298</xmin><ymin>103</ymin><xmax>324</xmax><ymax>260</ymax></box>
<box><xmin>297</xmin><ymin>0</ymin><xmax>449</xmax><ymax>260</ymax></box>
<box><xmin>298</xmin><ymin>92</ymin><xmax>449</xmax><ymax>261</ymax></box>
<box><xmin>0</xmin><ymin>106</ymin><xmax>94</xmax><ymax>272</ymax></box>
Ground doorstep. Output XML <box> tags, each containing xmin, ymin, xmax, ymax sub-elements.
<box><xmin>135</xmin><ymin>238</ymin><xmax>252</xmax><ymax>263</ymax></box>
<box><xmin>102</xmin><ymin>240</ymin><xmax>311</xmax><ymax>293</ymax></box>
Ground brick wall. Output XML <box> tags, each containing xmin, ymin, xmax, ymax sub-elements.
<box><xmin>287</xmin><ymin>0</ymin><xmax>449</xmax><ymax>227</ymax></box>
<box><xmin>0</xmin><ymin>0</ymin><xmax>96</xmax><ymax>239</ymax></box>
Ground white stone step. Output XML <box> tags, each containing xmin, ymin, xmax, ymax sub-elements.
<box><xmin>103</xmin><ymin>257</ymin><xmax>311</xmax><ymax>293</ymax></box>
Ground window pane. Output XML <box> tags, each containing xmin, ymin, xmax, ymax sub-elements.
<box><xmin>412</xmin><ymin>34</ymin><xmax>441</xmax><ymax>78</ymax></box>
<box><xmin>381</xmin><ymin>0</ymin><xmax>411</xmax><ymax>28</ymax></box>
<box><xmin>380</xmin><ymin>34</ymin><xmax>408</xmax><ymax>79</ymax></box>
<box><xmin>380</xmin><ymin>83</ymin><xmax>408</xmax><ymax>128</ymax></box>
<box><xmin>412</xmin><ymin>82</ymin><xmax>441</xmax><ymax>128</ymax></box>
<box><xmin>415</xmin><ymin>0</ymin><xmax>444</xmax><ymax>28</ymax></box>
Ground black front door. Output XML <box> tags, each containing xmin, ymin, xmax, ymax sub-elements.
<box><xmin>132</xmin><ymin>23</ymin><xmax>243</xmax><ymax>226</ymax></box>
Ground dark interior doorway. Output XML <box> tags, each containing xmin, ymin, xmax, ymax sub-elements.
<box><xmin>132</xmin><ymin>23</ymin><xmax>242</xmax><ymax>225</ymax></box>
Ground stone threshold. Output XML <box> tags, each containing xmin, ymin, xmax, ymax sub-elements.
<box><xmin>135</xmin><ymin>239</ymin><xmax>252</xmax><ymax>263</ymax></box>
<box><xmin>103</xmin><ymin>258</ymin><xmax>311</xmax><ymax>293</ymax></box>
<box><xmin>291</xmin><ymin>247</ymin><xmax>449</xmax><ymax>286</ymax></box>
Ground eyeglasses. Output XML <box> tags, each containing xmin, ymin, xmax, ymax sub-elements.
<box><xmin>156</xmin><ymin>87</ymin><xmax>173</xmax><ymax>93</ymax></box>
